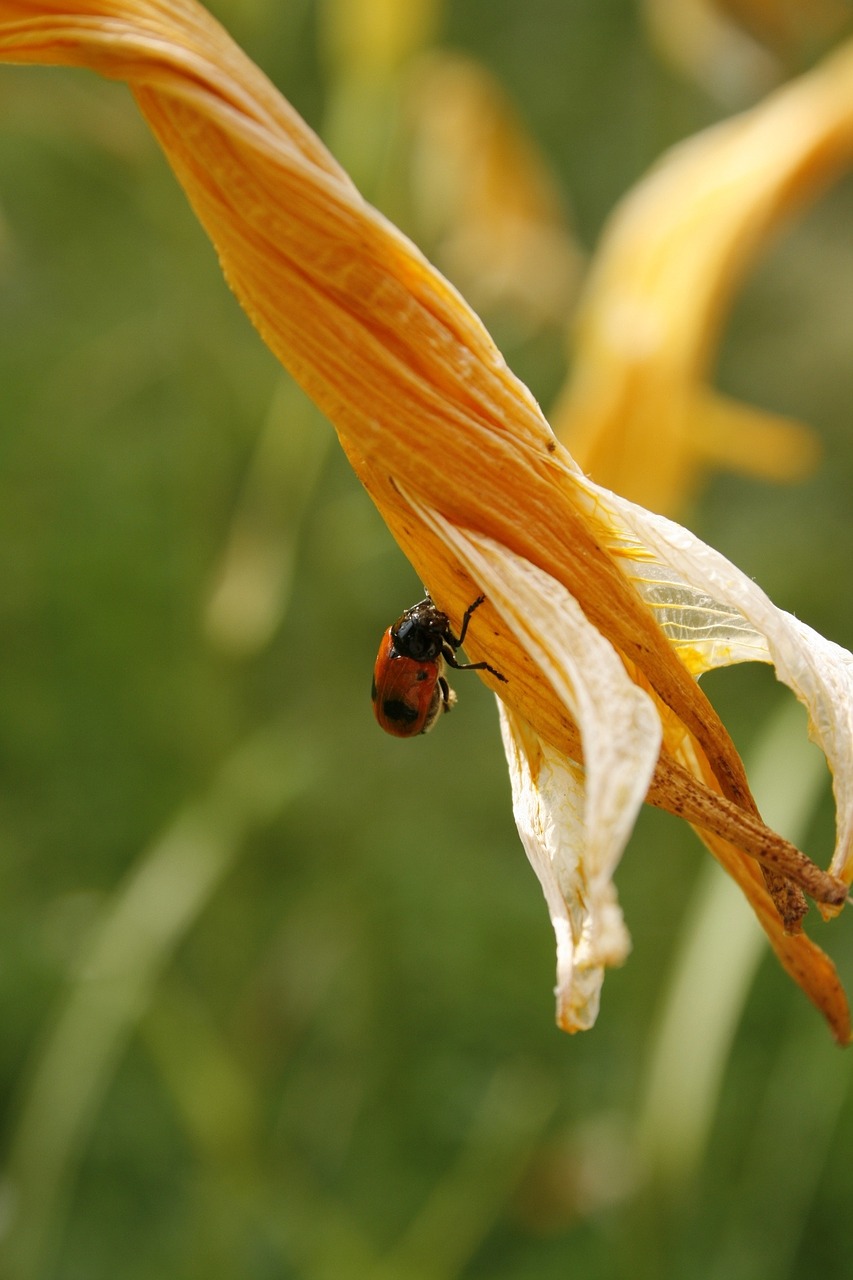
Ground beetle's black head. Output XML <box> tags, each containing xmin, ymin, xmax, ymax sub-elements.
<box><xmin>391</xmin><ymin>598</ymin><xmax>449</xmax><ymax>662</ymax></box>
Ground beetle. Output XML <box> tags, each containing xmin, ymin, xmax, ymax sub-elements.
<box><xmin>371</xmin><ymin>594</ymin><xmax>506</xmax><ymax>737</ymax></box>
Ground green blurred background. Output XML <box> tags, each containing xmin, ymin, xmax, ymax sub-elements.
<box><xmin>1</xmin><ymin>1</ymin><xmax>853</xmax><ymax>1277</ymax></box>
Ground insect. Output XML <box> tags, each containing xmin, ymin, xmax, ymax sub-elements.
<box><xmin>371</xmin><ymin>594</ymin><xmax>506</xmax><ymax>738</ymax></box>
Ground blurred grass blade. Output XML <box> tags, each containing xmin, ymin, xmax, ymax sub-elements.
<box><xmin>0</xmin><ymin>725</ymin><xmax>313</xmax><ymax>1280</ymax></box>
<box><xmin>710</xmin><ymin>1022</ymin><xmax>850</xmax><ymax>1280</ymax></box>
<box><xmin>373</xmin><ymin>1064</ymin><xmax>557</xmax><ymax>1280</ymax></box>
<box><xmin>636</xmin><ymin>697</ymin><xmax>830</xmax><ymax>1185</ymax></box>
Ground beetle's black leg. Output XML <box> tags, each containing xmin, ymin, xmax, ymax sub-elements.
<box><xmin>443</xmin><ymin>596</ymin><xmax>507</xmax><ymax>682</ymax></box>
<box><xmin>456</xmin><ymin>595</ymin><xmax>486</xmax><ymax>646</ymax></box>
<box><xmin>442</xmin><ymin>645</ymin><xmax>507</xmax><ymax>682</ymax></box>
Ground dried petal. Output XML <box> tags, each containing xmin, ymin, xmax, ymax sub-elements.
<box><xmin>500</xmin><ymin>705</ymin><xmax>631</xmax><ymax>1032</ymax></box>
<box><xmin>583</xmin><ymin>478</ymin><xmax>853</xmax><ymax>888</ymax></box>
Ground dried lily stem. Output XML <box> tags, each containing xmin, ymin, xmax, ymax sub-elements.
<box><xmin>648</xmin><ymin>754</ymin><xmax>847</xmax><ymax>910</ymax></box>
<box><xmin>530</xmin><ymin>694</ymin><xmax>843</xmax><ymax>913</ymax></box>
<box><xmin>532</xmin><ymin>697</ymin><xmax>842</xmax><ymax>912</ymax></box>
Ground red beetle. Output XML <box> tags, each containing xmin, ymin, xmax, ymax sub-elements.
<box><xmin>371</xmin><ymin>594</ymin><xmax>506</xmax><ymax>737</ymax></box>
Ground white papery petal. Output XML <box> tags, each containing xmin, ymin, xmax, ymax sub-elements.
<box><xmin>410</xmin><ymin>501</ymin><xmax>662</xmax><ymax>1028</ymax></box>
<box><xmin>607</xmin><ymin>538</ymin><xmax>772</xmax><ymax>673</ymax></box>
<box><xmin>579</xmin><ymin>475</ymin><xmax>853</xmax><ymax>881</ymax></box>
<box><xmin>499</xmin><ymin>704</ymin><xmax>631</xmax><ymax>1031</ymax></box>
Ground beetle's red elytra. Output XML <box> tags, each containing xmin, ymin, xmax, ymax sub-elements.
<box><xmin>371</xmin><ymin>595</ymin><xmax>506</xmax><ymax>737</ymax></box>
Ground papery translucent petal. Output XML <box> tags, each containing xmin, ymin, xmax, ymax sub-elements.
<box><xmin>499</xmin><ymin>704</ymin><xmax>629</xmax><ymax>1032</ymax></box>
<box><xmin>583</xmin><ymin>476</ymin><xmax>853</xmax><ymax>883</ymax></box>
<box><xmin>606</xmin><ymin>533</ymin><xmax>772</xmax><ymax>673</ymax></box>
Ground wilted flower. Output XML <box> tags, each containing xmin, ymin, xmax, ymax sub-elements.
<box><xmin>1</xmin><ymin>0</ymin><xmax>851</xmax><ymax>1041</ymax></box>
<box><xmin>551</xmin><ymin>37</ymin><xmax>853</xmax><ymax>511</ymax></box>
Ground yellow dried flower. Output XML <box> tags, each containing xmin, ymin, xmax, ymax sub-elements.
<box><xmin>551</xmin><ymin>39</ymin><xmax>853</xmax><ymax>508</ymax></box>
<box><xmin>1</xmin><ymin>0</ymin><xmax>851</xmax><ymax>1041</ymax></box>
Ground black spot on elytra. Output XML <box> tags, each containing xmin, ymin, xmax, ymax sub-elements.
<box><xmin>383</xmin><ymin>698</ymin><xmax>418</xmax><ymax>724</ymax></box>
